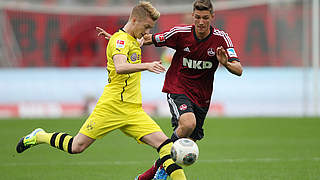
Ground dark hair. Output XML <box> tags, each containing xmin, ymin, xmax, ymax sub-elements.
<box><xmin>193</xmin><ymin>0</ymin><xmax>213</xmax><ymax>14</ymax></box>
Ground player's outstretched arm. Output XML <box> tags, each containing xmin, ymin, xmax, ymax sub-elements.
<box><xmin>96</xmin><ymin>27</ymin><xmax>112</xmax><ymax>40</ymax></box>
<box><xmin>216</xmin><ymin>46</ymin><xmax>243</xmax><ymax>76</ymax></box>
<box><xmin>113</xmin><ymin>54</ymin><xmax>165</xmax><ymax>74</ymax></box>
<box><xmin>95</xmin><ymin>27</ymin><xmax>153</xmax><ymax>47</ymax></box>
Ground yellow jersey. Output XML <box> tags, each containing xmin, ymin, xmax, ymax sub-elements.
<box><xmin>103</xmin><ymin>29</ymin><xmax>142</xmax><ymax>104</ymax></box>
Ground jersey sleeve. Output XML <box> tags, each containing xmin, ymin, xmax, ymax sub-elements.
<box><xmin>109</xmin><ymin>34</ymin><xmax>130</xmax><ymax>58</ymax></box>
<box><xmin>152</xmin><ymin>26</ymin><xmax>181</xmax><ymax>49</ymax></box>
<box><xmin>218</xmin><ymin>31</ymin><xmax>240</xmax><ymax>62</ymax></box>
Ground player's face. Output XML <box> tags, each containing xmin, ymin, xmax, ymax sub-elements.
<box><xmin>133</xmin><ymin>16</ymin><xmax>155</xmax><ymax>39</ymax></box>
<box><xmin>192</xmin><ymin>10</ymin><xmax>213</xmax><ymax>35</ymax></box>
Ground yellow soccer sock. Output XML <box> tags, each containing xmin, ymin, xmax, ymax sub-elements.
<box><xmin>37</xmin><ymin>132</ymin><xmax>74</xmax><ymax>154</ymax></box>
<box><xmin>36</xmin><ymin>132</ymin><xmax>53</xmax><ymax>144</ymax></box>
<box><xmin>170</xmin><ymin>169</ymin><xmax>186</xmax><ymax>180</ymax></box>
<box><xmin>157</xmin><ymin>139</ymin><xmax>186</xmax><ymax>180</ymax></box>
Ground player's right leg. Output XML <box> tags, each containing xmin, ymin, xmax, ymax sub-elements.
<box><xmin>173</xmin><ymin>112</ymin><xmax>196</xmax><ymax>140</ymax></box>
<box><xmin>140</xmin><ymin>132</ymin><xmax>186</xmax><ymax>180</ymax></box>
<box><xmin>138</xmin><ymin>93</ymin><xmax>204</xmax><ymax>179</ymax></box>
<box><xmin>167</xmin><ymin>93</ymin><xmax>197</xmax><ymax>141</ymax></box>
<box><xmin>122</xmin><ymin>106</ymin><xmax>186</xmax><ymax>180</ymax></box>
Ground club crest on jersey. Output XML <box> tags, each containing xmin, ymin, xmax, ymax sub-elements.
<box><xmin>179</xmin><ymin>104</ymin><xmax>187</xmax><ymax>111</ymax></box>
<box><xmin>155</xmin><ymin>34</ymin><xmax>165</xmax><ymax>43</ymax></box>
<box><xmin>116</xmin><ymin>40</ymin><xmax>125</xmax><ymax>48</ymax></box>
<box><xmin>227</xmin><ymin>48</ymin><xmax>237</xmax><ymax>57</ymax></box>
<box><xmin>207</xmin><ymin>48</ymin><xmax>215</xmax><ymax>56</ymax></box>
<box><xmin>184</xmin><ymin>47</ymin><xmax>191</xmax><ymax>52</ymax></box>
<box><xmin>130</xmin><ymin>53</ymin><xmax>137</xmax><ymax>62</ymax></box>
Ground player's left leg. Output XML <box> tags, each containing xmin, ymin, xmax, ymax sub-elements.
<box><xmin>16</xmin><ymin>98</ymin><xmax>118</xmax><ymax>154</ymax></box>
<box><xmin>16</xmin><ymin>128</ymin><xmax>45</xmax><ymax>153</ymax></box>
<box><xmin>16</xmin><ymin>128</ymin><xmax>95</xmax><ymax>154</ymax></box>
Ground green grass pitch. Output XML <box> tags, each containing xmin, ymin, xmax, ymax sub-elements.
<box><xmin>1</xmin><ymin>117</ymin><xmax>320</xmax><ymax>180</ymax></box>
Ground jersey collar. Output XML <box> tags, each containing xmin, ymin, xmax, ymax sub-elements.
<box><xmin>193</xmin><ymin>25</ymin><xmax>213</xmax><ymax>42</ymax></box>
<box><xmin>119</xmin><ymin>28</ymin><xmax>136</xmax><ymax>42</ymax></box>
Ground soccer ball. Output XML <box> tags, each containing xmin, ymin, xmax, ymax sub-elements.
<box><xmin>171</xmin><ymin>138</ymin><xmax>199</xmax><ymax>166</ymax></box>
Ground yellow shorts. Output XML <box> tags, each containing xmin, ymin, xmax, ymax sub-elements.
<box><xmin>79</xmin><ymin>98</ymin><xmax>162</xmax><ymax>143</ymax></box>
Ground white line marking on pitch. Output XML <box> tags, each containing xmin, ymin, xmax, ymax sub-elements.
<box><xmin>1</xmin><ymin>157</ymin><xmax>320</xmax><ymax>167</ymax></box>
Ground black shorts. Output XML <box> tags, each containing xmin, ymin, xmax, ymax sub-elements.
<box><xmin>167</xmin><ymin>93</ymin><xmax>209</xmax><ymax>141</ymax></box>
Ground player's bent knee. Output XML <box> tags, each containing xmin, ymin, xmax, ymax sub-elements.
<box><xmin>181</xmin><ymin>120</ymin><xmax>196</xmax><ymax>131</ymax></box>
<box><xmin>180</xmin><ymin>113</ymin><xmax>196</xmax><ymax>129</ymax></box>
<box><xmin>71</xmin><ymin>143</ymin><xmax>87</xmax><ymax>154</ymax></box>
<box><xmin>71</xmin><ymin>133</ymin><xmax>95</xmax><ymax>154</ymax></box>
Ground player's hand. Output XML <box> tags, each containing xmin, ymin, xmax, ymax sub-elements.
<box><xmin>142</xmin><ymin>34</ymin><xmax>153</xmax><ymax>45</ymax></box>
<box><xmin>96</xmin><ymin>27</ymin><xmax>112</xmax><ymax>40</ymax></box>
<box><xmin>216</xmin><ymin>46</ymin><xmax>228</xmax><ymax>66</ymax></box>
<box><xmin>137</xmin><ymin>34</ymin><xmax>152</xmax><ymax>46</ymax></box>
<box><xmin>146</xmin><ymin>61</ymin><xmax>166</xmax><ymax>74</ymax></box>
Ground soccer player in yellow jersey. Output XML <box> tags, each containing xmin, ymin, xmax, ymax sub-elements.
<box><xmin>16</xmin><ymin>2</ymin><xmax>187</xmax><ymax>180</ymax></box>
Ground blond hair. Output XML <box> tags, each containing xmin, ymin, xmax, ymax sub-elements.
<box><xmin>130</xmin><ymin>1</ymin><xmax>160</xmax><ymax>21</ymax></box>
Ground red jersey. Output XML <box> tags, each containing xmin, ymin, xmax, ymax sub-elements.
<box><xmin>152</xmin><ymin>25</ymin><xmax>240</xmax><ymax>107</ymax></box>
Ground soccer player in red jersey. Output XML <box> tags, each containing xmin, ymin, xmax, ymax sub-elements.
<box><xmin>97</xmin><ymin>0</ymin><xmax>242</xmax><ymax>179</ymax></box>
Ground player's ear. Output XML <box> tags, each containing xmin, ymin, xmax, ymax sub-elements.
<box><xmin>131</xmin><ymin>16</ymin><xmax>137</xmax><ymax>24</ymax></box>
<box><xmin>192</xmin><ymin>12</ymin><xmax>196</xmax><ymax>21</ymax></box>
